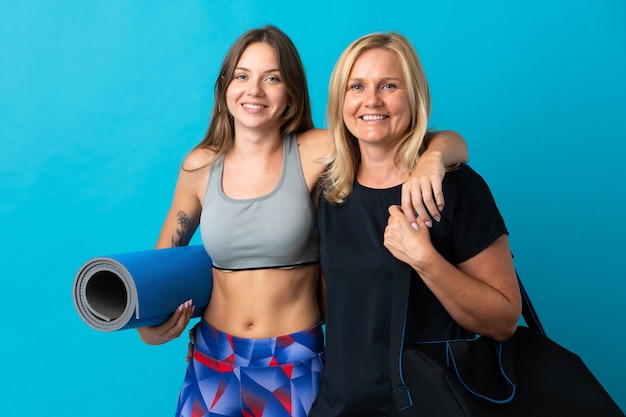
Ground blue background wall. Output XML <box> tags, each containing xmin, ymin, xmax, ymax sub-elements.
<box><xmin>1</xmin><ymin>1</ymin><xmax>624</xmax><ymax>415</ymax></box>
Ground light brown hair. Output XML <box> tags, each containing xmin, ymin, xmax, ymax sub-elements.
<box><xmin>192</xmin><ymin>25</ymin><xmax>313</xmax><ymax>166</ymax></box>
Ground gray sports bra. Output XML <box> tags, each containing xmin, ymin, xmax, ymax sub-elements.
<box><xmin>200</xmin><ymin>134</ymin><xmax>320</xmax><ymax>270</ymax></box>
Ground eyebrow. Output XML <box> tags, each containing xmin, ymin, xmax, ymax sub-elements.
<box><xmin>347</xmin><ymin>77</ymin><xmax>403</xmax><ymax>83</ymax></box>
<box><xmin>234</xmin><ymin>66</ymin><xmax>281</xmax><ymax>74</ymax></box>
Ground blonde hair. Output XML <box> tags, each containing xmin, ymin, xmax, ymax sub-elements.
<box><xmin>322</xmin><ymin>32</ymin><xmax>431</xmax><ymax>204</ymax></box>
<box><xmin>189</xmin><ymin>25</ymin><xmax>313</xmax><ymax>168</ymax></box>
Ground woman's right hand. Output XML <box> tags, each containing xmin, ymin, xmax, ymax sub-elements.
<box><xmin>136</xmin><ymin>299</ymin><xmax>195</xmax><ymax>345</ymax></box>
<box><xmin>384</xmin><ymin>205</ymin><xmax>438</xmax><ymax>272</ymax></box>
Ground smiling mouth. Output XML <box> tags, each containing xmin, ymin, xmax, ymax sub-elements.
<box><xmin>360</xmin><ymin>114</ymin><xmax>388</xmax><ymax>121</ymax></box>
<box><xmin>243</xmin><ymin>103</ymin><xmax>266</xmax><ymax>110</ymax></box>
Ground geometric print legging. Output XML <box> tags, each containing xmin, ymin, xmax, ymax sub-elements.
<box><xmin>175</xmin><ymin>319</ymin><xmax>325</xmax><ymax>417</ymax></box>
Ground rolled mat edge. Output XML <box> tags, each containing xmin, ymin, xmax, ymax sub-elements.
<box><xmin>73</xmin><ymin>245</ymin><xmax>213</xmax><ymax>332</ymax></box>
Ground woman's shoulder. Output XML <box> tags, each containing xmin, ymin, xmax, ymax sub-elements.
<box><xmin>297</xmin><ymin>128</ymin><xmax>329</xmax><ymax>141</ymax></box>
<box><xmin>446</xmin><ymin>164</ymin><xmax>486</xmax><ymax>185</ymax></box>
<box><xmin>297</xmin><ymin>129</ymin><xmax>333</xmax><ymax>156</ymax></box>
<box><xmin>296</xmin><ymin>129</ymin><xmax>333</xmax><ymax>185</ymax></box>
<box><xmin>443</xmin><ymin>163</ymin><xmax>498</xmax><ymax>205</ymax></box>
<box><xmin>181</xmin><ymin>146</ymin><xmax>217</xmax><ymax>171</ymax></box>
<box><xmin>176</xmin><ymin>147</ymin><xmax>216</xmax><ymax>199</ymax></box>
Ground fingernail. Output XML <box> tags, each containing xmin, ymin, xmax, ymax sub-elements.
<box><xmin>425</xmin><ymin>220</ymin><xmax>433</xmax><ymax>228</ymax></box>
<box><xmin>433</xmin><ymin>216</ymin><xmax>440</xmax><ymax>222</ymax></box>
<box><xmin>411</xmin><ymin>222</ymin><xmax>419</xmax><ymax>230</ymax></box>
<box><xmin>438</xmin><ymin>206</ymin><xmax>444</xmax><ymax>212</ymax></box>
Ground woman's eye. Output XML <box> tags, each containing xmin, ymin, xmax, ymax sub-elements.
<box><xmin>266</xmin><ymin>76</ymin><xmax>280</xmax><ymax>83</ymax></box>
<box><xmin>382</xmin><ymin>83</ymin><xmax>397</xmax><ymax>90</ymax></box>
<box><xmin>234</xmin><ymin>74</ymin><xmax>247</xmax><ymax>81</ymax></box>
<box><xmin>349</xmin><ymin>84</ymin><xmax>363</xmax><ymax>91</ymax></box>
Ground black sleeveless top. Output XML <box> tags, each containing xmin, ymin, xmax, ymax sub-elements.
<box><xmin>310</xmin><ymin>164</ymin><xmax>508</xmax><ymax>417</ymax></box>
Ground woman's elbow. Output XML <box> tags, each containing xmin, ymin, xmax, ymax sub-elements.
<box><xmin>493</xmin><ymin>322</ymin><xmax>518</xmax><ymax>342</ymax></box>
<box><xmin>493</xmin><ymin>305</ymin><xmax>522</xmax><ymax>342</ymax></box>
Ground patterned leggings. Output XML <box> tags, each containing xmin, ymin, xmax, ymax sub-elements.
<box><xmin>175</xmin><ymin>319</ymin><xmax>325</xmax><ymax>417</ymax></box>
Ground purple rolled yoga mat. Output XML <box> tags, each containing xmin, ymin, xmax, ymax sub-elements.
<box><xmin>73</xmin><ymin>245</ymin><xmax>212</xmax><ymax>331</ymax></box>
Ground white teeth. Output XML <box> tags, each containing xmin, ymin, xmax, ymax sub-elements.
<box><xmin>243</xmin><ymin>104</ymin><xmax>264</xmax><ymax>110</ymax></box>
<box><xmin>361</xmin><ymin>114</ymin><xmax>386</xmax><ymax>121</ymax></box>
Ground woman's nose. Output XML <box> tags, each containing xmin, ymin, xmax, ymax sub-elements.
<box><xmin>246</xmin><ymin>78</ymin><xmax>264</xmax><ymax>96</ymax></box>
<box><xmin>364</xmin><ymin>88</ymin><xmax>382</xmax><ymax>106</ymax></box>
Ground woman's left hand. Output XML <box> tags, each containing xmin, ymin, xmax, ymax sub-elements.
<box><xmin>401</xmin><ymin>150</ymin><xmax>445</xmax><ymax>226</ymax></box>
<box><xmin>136</xmin><ymin>300</ymin><xmax>195</xmax><ymax>345</ymax></box>
<box><xmin>384</xmin><ymin>205</ymin><xmax>437</xmax><ymax>271</ymax></box>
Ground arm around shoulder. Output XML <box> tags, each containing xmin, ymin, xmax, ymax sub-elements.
<box><xmin>297</xmin><ymin>129</ymin><xmax>334</xmax><ymax>190</ymax></box>
<box><xmin>402</xmin><ymin>130</ymin><xmax>468</xmax><ymax>223</ymax></box>
<box><xmin>424</xmin><ymin>130</ymin><xmax>468</xmax><ymax>168</ymax></box>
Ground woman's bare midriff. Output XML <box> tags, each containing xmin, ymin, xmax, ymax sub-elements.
<box><xmin>202</xmin><ymin>263</ymin><xmax>320</xmax><ymax>338</ymax></box>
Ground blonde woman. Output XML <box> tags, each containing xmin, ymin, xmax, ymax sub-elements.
<box><xmin>310</xmin><ymin>32</ymin><xmax>521</xmax><ymax>416</ymax></box>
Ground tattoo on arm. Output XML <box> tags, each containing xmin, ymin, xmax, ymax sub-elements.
<box><xmin>172</xmin><ymin>210</ymin><xmax>192</xmax><ymax>247</ymax></box>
